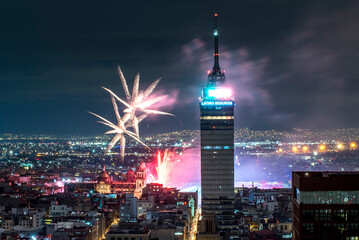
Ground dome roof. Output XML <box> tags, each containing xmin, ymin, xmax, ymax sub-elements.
<box><xmin>98</xmin><ymin>166</ymin><xmax>111</xmax><ymax>183</ymax></box>
<box><xmin>100</xmin><ymin>171</ymin><xmax>110</xmax><ymax>179</ymax></box>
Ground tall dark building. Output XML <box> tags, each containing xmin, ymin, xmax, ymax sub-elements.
<box><xmin>292</xmin><ymin>171</ymin><xmax>359</xmax><ymax>240</ymax></box>
<box><xmin>199</xmin><ymin>13</ymin><xmax>235</xmax><ymax>234</ymax></box>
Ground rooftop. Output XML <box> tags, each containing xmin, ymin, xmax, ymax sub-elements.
<box><xmin>292</xmin><ymin>171</ymin><xmax>359</xmax><ymax>191</ymax></box>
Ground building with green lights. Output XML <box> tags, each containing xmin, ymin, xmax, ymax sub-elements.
<box><xmin>292</xmin><ymin>171</ymin><xmax>359</xmax><ymax>239</ymax></box>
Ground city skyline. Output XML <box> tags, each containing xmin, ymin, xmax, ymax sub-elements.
<box><xmin>1</xmin><ymin>2</ymin><xmax>359</xmax><ymax>239</ymax></box>
<box><xmin>2</xmin><ymin>0</ymin><xmax>359</xmax><ymax>135</ymax></box>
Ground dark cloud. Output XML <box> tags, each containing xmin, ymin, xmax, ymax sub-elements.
<box><xmin>273</xmin><ymin>1</ymin><xmax>359</xmax><ymax>129</ymax></box>
<box><xmin>0</xmin><ymin>1</ymin><xmax>359</xmax><ymax>134</ymax></box>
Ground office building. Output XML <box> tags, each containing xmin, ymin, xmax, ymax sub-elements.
<box><xmin>199</xmin><ymin>13</ymin><xmax>236</xmax><ymax>237</ymax></box>
<box><xmin>292</xmin><ymin>171</ymin><xmax>359</xmax><ymax>239</ymax></box>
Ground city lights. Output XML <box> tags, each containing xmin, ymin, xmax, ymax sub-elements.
<box><xmin>2</xmin><ymin>3</ymin><xmax>359</xmax><ymax>240</ymax></box>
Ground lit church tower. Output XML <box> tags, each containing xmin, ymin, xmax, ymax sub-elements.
<box><xmin>199</xmin><ymin>13</ymin><xmax>235</xmax><ymax>236</ymax></box>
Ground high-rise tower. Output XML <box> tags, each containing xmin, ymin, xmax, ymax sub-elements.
<box><xmin>199</xmin><ymin>13</ymin><xmax>235</xmax><ymax>232</ymax></box>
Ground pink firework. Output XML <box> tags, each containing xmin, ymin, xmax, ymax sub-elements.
<box><xmin>155</xmin><ymin>149</ymin><xmax>171</xmax><ymax>187</ymax></box>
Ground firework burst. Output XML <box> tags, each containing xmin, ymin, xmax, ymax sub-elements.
<box><xmin>89</xmin><ymin>95</ymin><xmax>149</xmax><ymax>162</ymax></box>
<box><xmin>90</xmin><ymin>66</ymin><xmax>174</xmax><ymax>162</ymax></box>
<box><xmin>155</xmin><ymin>149</ymin><xmax>171</xmax><ymax>187</ymax></box>
<box><xmin>102</xmin><ymin>66</ymin><xmax>174</xmax><ymax>138</ymax></box>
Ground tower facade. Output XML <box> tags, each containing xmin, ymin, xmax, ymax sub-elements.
<box><xmin>134</xmin><ymin>163</ymin><xmax>146</xmax><ymax>198</ymax></box>
<box><xmin>200</xmin><ymin>13</ymin><xmax>235</xmax><ymax>230</ymax></box>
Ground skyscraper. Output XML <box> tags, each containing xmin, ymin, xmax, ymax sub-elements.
<box><xmin>199</xmin><ymin>13</ymin><xmax>235</xmax><ymax>233</ymax></box>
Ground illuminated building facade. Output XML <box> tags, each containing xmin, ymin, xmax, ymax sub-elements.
<box><xmin>96</xmin><ymin>166</ymin><xmax>112</xmax><ymax>194</ymax></box>
<box><xmin>199</xmin><ymin>13</ymin><xmax>235</xmax><ymax>233</ymax></box>
<box><xmin>292</xmin><ymin>172</ymin><xmax>359</xmax><ymax>239</ymax></box>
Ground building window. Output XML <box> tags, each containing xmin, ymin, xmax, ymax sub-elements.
<box><xmin>315</xmin><ymin>209</ymin><xmax>331</xmax><ymax>221</ymax></box>
<box><xmin>302</xmin><ymin>209</ymin><xmax>315</xmax><ymax>221</ymax></box>
<box><xmin>333</xmin><ymin>209</ymin><xmax>346</xmax><ymax>221</ymax></box>
<box><xmin>302</xmin><ymin>223</ymin><xmax>314</xmax><ymax>234</ymax></box>
<box><xmin>299</xmin><ymin>191</ymin><xmax>359</xmax><ymax>204</ymax></box>
<box><xmin>333</xmin><ymin>223</ymin><xmax>346</xmax><ymax>235</ymax></box>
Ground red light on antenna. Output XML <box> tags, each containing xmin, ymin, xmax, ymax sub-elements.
<box><xmin>223</xmin><ymin>70</ymin><xmax>226</xmax><ymax>73</ymax></box>
<box><xmin>214</xmin><ymin>13</ymin><xmax>218</xmax><ymax>17</ymax></box>
<box><xmin>207</xmin><ymin>70</ymin><xmax>210</xmax><ymax>74</ymax></box>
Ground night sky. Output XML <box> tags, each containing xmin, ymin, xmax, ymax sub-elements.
<box><xmin>1</xmin><ymin>0</ymin><xmax>359</xmax><ymax>135</ymax></box>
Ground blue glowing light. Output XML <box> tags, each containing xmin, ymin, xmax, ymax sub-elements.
<box><xmin>207</xmin><ymin>88</ymin><xmax>231</xmax><ymax>98</ymax></box>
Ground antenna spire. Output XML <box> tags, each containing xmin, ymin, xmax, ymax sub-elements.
<box><xmin>213</xmin><ymin>13</ymin><xmax>220</xmax><ymax>72</ymax></box>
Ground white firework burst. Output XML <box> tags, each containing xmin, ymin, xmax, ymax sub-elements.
<box><xmin>89</xmin><ymin>95</ymin><xmax>149</xmax><ymax>162</ymax></box>
<box><xmin>102</xmin><ymin>66</ymin><xmax>174</xmax><ymax>137</ymax></box>
<box><xmin>90</xmin><ymin>66</ymin><xmax>173</xmax><ymax>162</ymax></box>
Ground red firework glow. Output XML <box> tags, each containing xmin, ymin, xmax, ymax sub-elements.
<box><xmin>146</xmin><ymin>148</ymin><xmax>201</xmax><ymax>190</ymax></box>
<box><xmin>145</xmin><ymin>148</ymin><xmax>289</xmax><ymax>192</ymax></box>
<box><xmin>155</xmin><ymin>149</ymin><xmax>171</xmax><ymax>186</ymax></box>
<box><xmin>146</xmin><ymin>149</ymin><xmax>172</xmax><ymax>187</ymax></box>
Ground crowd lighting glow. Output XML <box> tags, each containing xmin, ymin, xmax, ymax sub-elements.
<box><xmin>145</xmin><ymin>147</ymin><xmax>299</xmax><ymax>192</ymax></box>
<box><xmin>337</xmin><ymin>143</ymin><xmax>343</xmax><ymax>149</ymax></box>
<box><xmin>319</xmin><ymin>145</ymin><xmax>326</xmax><ymax>150</ymax></box>
<box><xmin>303</xmin><ymin>146</ymin><xmax>308</xmax><ymax>151</ymax></box>
<box><xmin>292</xmin><ymin>146</ymin><xmax>298</xmax><ymax>152</ymax></box>
<box><xmin>351</xmin><ymin>142</ymin><xmax>357</xmax><ymax>148</ymax></box>
<box><xmin>201</xmin><ymin>101</ymin><xmax>233</xmax><ymax>106</ymax></box>
<box><xmin>207</xmin><ymin>88</ymin><xmax>231</xmax><ymax>98</ymax></box>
